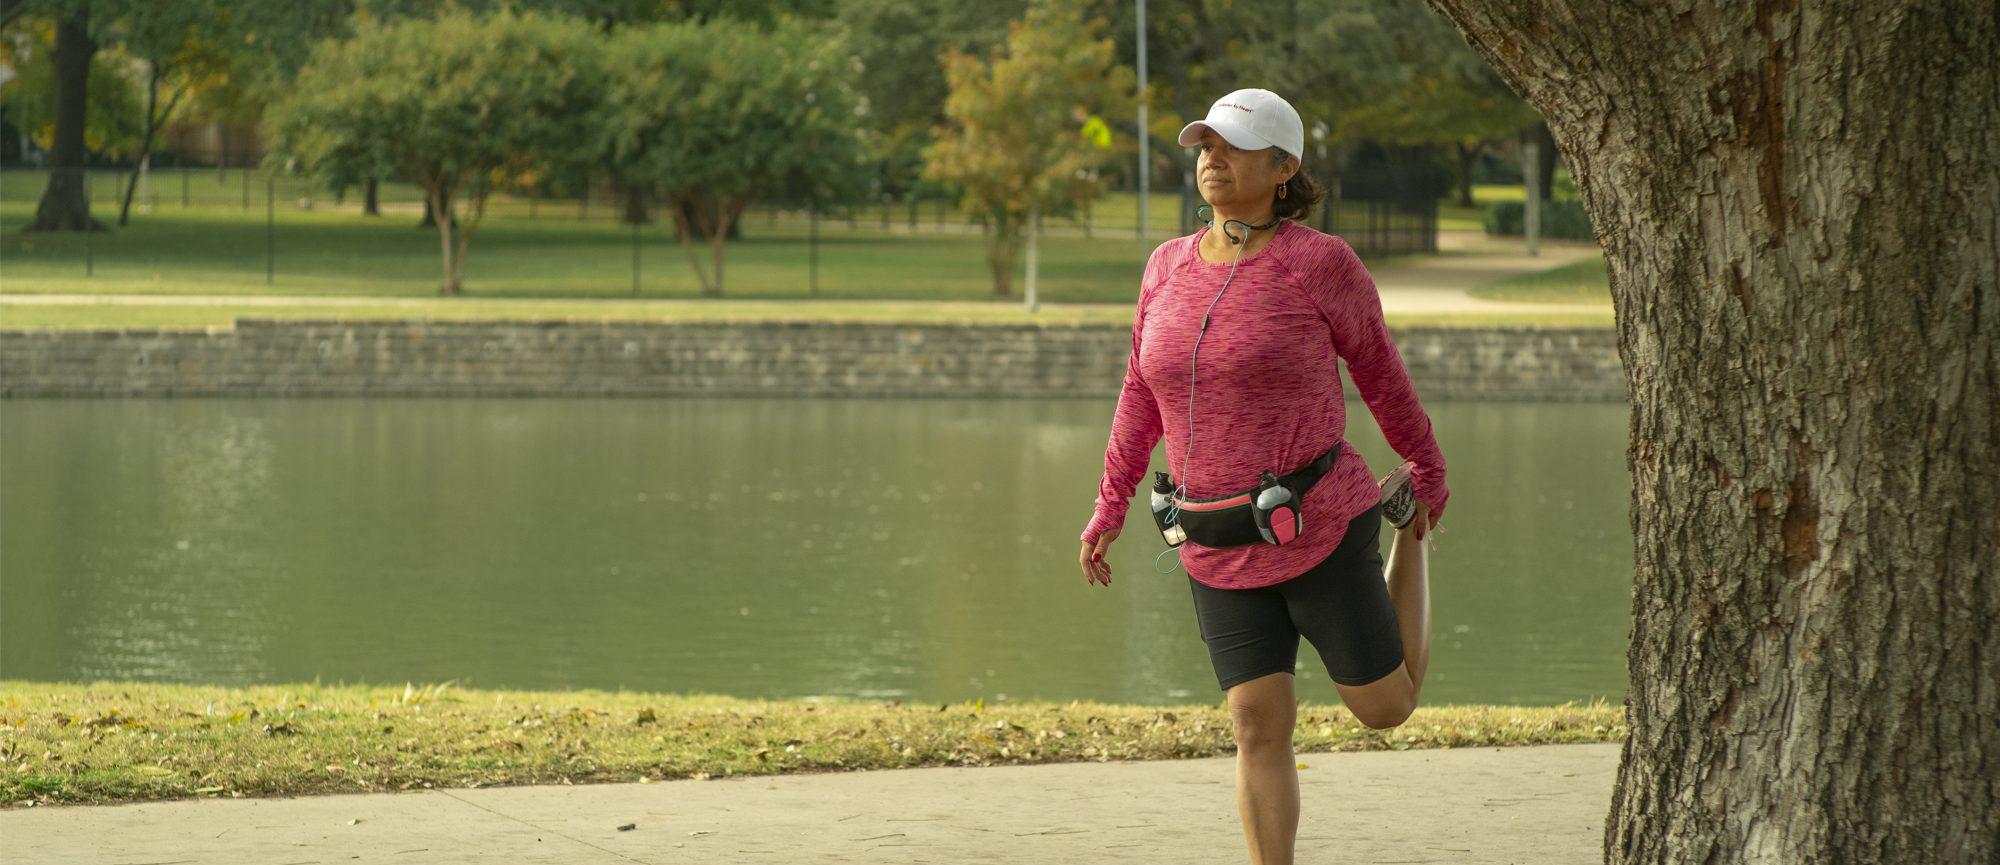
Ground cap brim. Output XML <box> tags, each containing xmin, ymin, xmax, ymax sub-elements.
<box><xmin>1178</xmin><ymin>118</ymin><xmax>1272</xmax><ymax>150</ymax></box>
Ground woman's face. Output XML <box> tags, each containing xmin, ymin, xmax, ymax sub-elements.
<box><xmin>1195</xmin><ymin>126</ymin><xmax>1296</xmax><ymax>213</ymax></box>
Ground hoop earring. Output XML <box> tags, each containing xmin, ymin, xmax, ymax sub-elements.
<box><xmin>1279</xmin><ymin>183</ymin><xmax>1288</xmax><ymax>199</ymax></box>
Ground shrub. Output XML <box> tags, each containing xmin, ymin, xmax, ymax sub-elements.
<box><xmin>1484</xmin><ymin>199</ymin><xmax>1596</xmax><ymax>240</ymax></box>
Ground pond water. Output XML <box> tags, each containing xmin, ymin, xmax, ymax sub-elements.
<box><xmin>0</xmin><ymin>396</ymin><xmax>1632</xmax><ymax>707</ymax></box>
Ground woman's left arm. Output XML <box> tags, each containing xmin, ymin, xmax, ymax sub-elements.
<box><xmin>1313</xmin><ymin>237</ymin><xmax>1450</xmax><ymax>521</ymax></box>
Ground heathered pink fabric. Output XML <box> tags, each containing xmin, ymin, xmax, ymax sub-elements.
<box><xmin>1081</xmin><ymin>218</ymin><xmax>1449</xmax><ymax>590</ymax></box>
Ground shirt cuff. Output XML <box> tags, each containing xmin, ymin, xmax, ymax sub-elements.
<box><xmin>1080</xmin><ymin>501</ymin><xmax>1129</xmax><ymax>545</ymax></box>
<box><xmin>1411</xmin><ymin>467</ymin><xmax>1448</xmax><ymax>521</ymax></box>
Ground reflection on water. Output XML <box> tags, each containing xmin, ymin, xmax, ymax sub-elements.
<box><xmin>1</xmin><ymin>397</ymin><xmax>1631</xmax><ymax>706</ymax></box>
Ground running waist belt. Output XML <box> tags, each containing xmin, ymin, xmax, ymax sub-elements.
<box><xmin>1149</xmin><ymin>442</ymin><xmax>1342</xmax><ymax>549</ymax></box>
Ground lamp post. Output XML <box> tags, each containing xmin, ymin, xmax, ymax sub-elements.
<box><xmin>1136</xmin><ymin>0</ymin><xmax>1148</xmax><ymax>245</ymax></box>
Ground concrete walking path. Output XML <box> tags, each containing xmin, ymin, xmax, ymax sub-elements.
<box><xmin>0</xmin><ymin>741</ymin><xmax>1621</xmax><ymax>864</ymax></box>
<box><xmin>1363</xmin><ymin>233</ymin><xmax>1605</xmax><ymax>315</ymax></box>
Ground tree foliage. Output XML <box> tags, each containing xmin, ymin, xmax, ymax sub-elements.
<box><xmin>0</xmin><ymin>15</ymin><xmax>144</xmax><ymax>155</ymax></box>
<box><xmin>260</xmin><ymin>7</ymin><xmax>606</xmax><ymax>294</ymax></box>
<box><xmin>596</xmin><ymin>15</ymin><xmax>868</xmax><ymax>296</ymax></box>
<box><xmin>1076</xmin><ymin>0</ymin><xmax>1534</xmax><ymax>197</ymax></box>
<box><xmin>924</xmin><ymin>0</ymin><xmax>1136</xmax><ymax>296</ymax></box>
<box><xmin>834</xmin><ymin>0</ymin><xmax>1024</xmax><ymax>203</ymax></box>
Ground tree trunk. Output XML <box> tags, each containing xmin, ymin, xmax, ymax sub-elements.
<box><xmin>668</xmin><ymin>194</ymin><xmax>718</xmax><ymax>297</ymax></box>
<box><xmin>27</xmin><ymin>12</ymin><xmax>101</xmax><ymax>233</ymax></box>
<box><xmin>117</xmin><ymin>65</ymin><xmax>159</xmax><ymax>227</ymax></box>
<box><xmin>673</xmin><ymin>197</ymin><xmax>742</xmax><ymax>241</ymax></box>
<box><xmin>418</xmin><ymin>197</ymin><xmax>456</xmax><ymax>231</ymax></box>
<box><xmin>1422</xmin><ymin>2</ymin><xmax>1998</xmax><ymax>863</ymax></box>
<box><xmin>620</xmin><ymin>179</ymin><xmax>649</xmax><ymax>225</ymax></box>
<box><xmin>449</xmin><ymin>180</ymin><xmax>488</xmax><ymax>295</ymax></box>
<box><xmin>363</xmin><ymin>176</ymin><xmax>380</xmax><ymax>216</ymax></box>
<box><xmin>706</xmin><ymin>198</ymin><xmax>744</xmax><ymax>296</ymax></box>
<box><xmin>119</xmin><ymin>62</ymin><xmax>184</xmax><ymax>227</ymax></box>
<box><xmin>984</xmin><ymin>213</ymin><xmax>1020</xmax><ymax>298</ymax></box>
<box><xmin>1454</xmin><ymin>141</ymin><xmax>1479</xmax><ymax>208</ymax></box>
<box><xmin>426</xmin><ymin>177</ymin><xmax>461</xmax><ymax>295</ymax></box>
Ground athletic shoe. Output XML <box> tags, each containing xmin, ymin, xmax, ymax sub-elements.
<box><xmin>1378</xmin><ymin>460</ymin><xmax>1417</xmax><ymax>530</ymax></box>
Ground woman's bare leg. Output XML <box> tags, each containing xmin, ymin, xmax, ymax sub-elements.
<box><xmin>1228</xmin><ymin>671</ymin><xmax>1299</xmax><ymax>865</ymax></box>
<box><xmin>1333</xmin><ymin>517</ymin><xmax>1431</xmax><ymax>727</ymax></box>
<box><xmin>1384</xmin><ymin>519</ymin><xmax>1431</xmax><ymax>692</ymax></box>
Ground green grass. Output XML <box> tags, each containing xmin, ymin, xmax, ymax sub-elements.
<box><xmin>0</xmin><ymin>301</ymin><xmax>1616</xmax><ymax>330</ymax></box>
<box><xmin>1467</xmin><ymin>257</ymin><xmax>1611</xmax><ymax>305</ymax></box>
<box><xmin>0</xmin><ymin>299</ymin><xmax>1143</xmax><ymax>329</ymax></box>
<box><xmin>4</xmin><ymin>170</ymin><xmax>1612</xmax><ymax>329</ymax></box>
<box><xmin>1</xmin><ymin>203</ymin><xmax>1160</xmax><ymax>302</ymax></box>
<box><xmin>1437</xmin><ymin>205</ymin><xmax>1484</xmax><ymax>232</ymax></box>
<box><xmin>1466</xmin><ymin>174</ymin><xmax>1581</xmax><ymax>204</ymax></box>
<box><xmin>0</xmin><ymin>168</ymin><xmax>1518</xmax><ymax>301</ymax></box>
<box><xmin>0</xmin><ymin>679</ymin><xmax>1627</xmax><ymax>807</ymax></box>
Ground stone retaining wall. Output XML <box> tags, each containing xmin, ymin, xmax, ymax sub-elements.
<box><xmin>0</xmin><ymin>318</ymin><xmax>1625</xmax><ymax>401</ymax></box>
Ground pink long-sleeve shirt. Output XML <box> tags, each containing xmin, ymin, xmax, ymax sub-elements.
<box><xmin>1081</xmin><ymin>218</ymin><xmax>1449</xmax><ymax>590</ymax></box>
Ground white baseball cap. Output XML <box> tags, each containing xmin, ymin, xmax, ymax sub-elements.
<box><xmin>1177</xmin><ymin>88</ymin><xmax>1305</xmax><ymax>163</ymax></box>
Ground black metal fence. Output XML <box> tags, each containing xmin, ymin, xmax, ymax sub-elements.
<box><xmin>2</xmin><ymin>162</ymin><xmax>1441</xmax><ymax>290</ymax></box>
<box><xmin>1321</xmin><ymin>145</ymin><xmax>1447</xmax><ymax>258</ymax></box>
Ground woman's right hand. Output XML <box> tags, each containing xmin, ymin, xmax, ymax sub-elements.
<box><xmin>1079</xmin><ymin>528</ymin><xmax>1120</xmax><ymax>587</ymax></box>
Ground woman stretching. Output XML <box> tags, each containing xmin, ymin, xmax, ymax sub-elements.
<box><xmin>1077</xmin><ymin>88</ymin><xmax>1448</xmax><ymax>865</ymax></box>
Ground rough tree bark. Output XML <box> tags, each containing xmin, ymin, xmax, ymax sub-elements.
<box><xmin>1420</xmin><ymin>1</ymin><xmax>1997</xmax><ymax>863</ymax></box>
<box><xmin>27</xmin><ymin>12</ymin><xmax>102</xmax><ymax>233</ymax></box>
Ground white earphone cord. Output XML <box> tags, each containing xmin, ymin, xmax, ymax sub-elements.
<box><xmin>1155</xmin><ymin>224</ymin><xmax>1255</xmax><ymax>575</ymax></box>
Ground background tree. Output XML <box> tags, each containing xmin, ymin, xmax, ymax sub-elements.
<box><xmin>1071</xmin><ymin>0</ymin><xmax>1537</xmax><ymax>227</ymax></box>
<box><xmin>835</xmin><ymin>0</ymin><xmax>1024</xmax><ymax>224</ymax></box>
<box><xmin>1333</xmin><ymin>61</ymin><xmax>1535</xmax><ymax>207</ymax></box>
<box><xmin>0</xmin><ymin>12</ymin><xmax>146</xmax><ymax>184</ymax></box>
<box><xmin>1083</xmin><ymin>0</ymin><xmax>1240</xmax><ymax>228</ymax></box>
<box><xmin>9</xmin><ymin>0</ymin><xmax>113</xmax><ymax>231</ymax></box>
<box><xmin>925</xmin><ymin>0</ymin><xmax>1137</xmax><ymax>297</ymax></box>
<box><xmin>2</xmin><ymin>0</ymin><xmax>349</xmax><ymax>229</ymax></box>
<box><xmin>1225</xmin><ymin>0</ymin><xmax>1537</xmax><ymax>205</ymax></box>
<box><xmin>104</xmin><ymin>2</ymin><xmax>234</xmax><ymax>225</ymax></box>
<box><xmin>262</xmin><ymin>8</ymin><xmax>606</xmax><ymax>294</ymax></box>
<box><xmin>1418</xmin><ymin>1</ymin><xmax>1997</xmax><ymax>861</ymax></box>
<box><xmin>597</xmin><ymin>15</ymin><xmax>866</xmax><ymax>297</ymax></box>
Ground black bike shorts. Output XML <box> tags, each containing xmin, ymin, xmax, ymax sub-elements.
<box><xmin>1188</xmin><ymin>502</ymin><xmax>1405</xmax><ymax>691</ymax></box>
